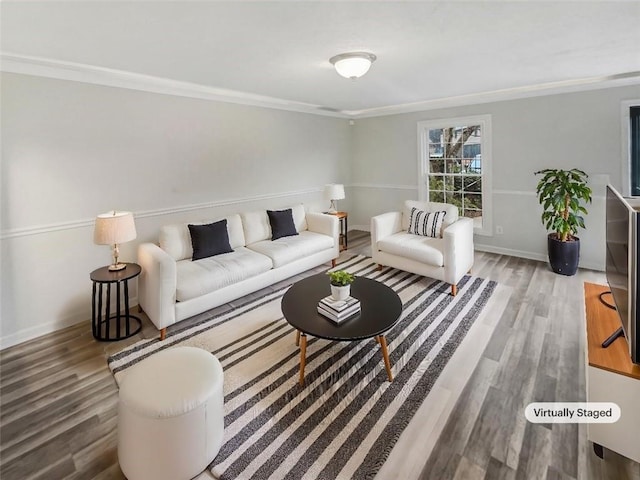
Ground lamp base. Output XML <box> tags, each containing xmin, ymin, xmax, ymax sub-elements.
<box><xmin>108</xmin><ymin>263</ymin><xmax>127</xmax><ymax>271</ymax></box>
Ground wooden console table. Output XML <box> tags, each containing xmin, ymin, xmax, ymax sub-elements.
<box><xmin>584</xmin><ymin>283</ymin><xmax>640</xmax><ymax>462</ymax></box>
<box><xmin>326</xmin><ymin>211</ymin><xmax>348</xmax><ymax>251</ymax></box>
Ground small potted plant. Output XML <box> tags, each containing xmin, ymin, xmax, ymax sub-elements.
<box><xmin>534</xmin><ymin>168</ymin><xmax>592</xmax><ymax>276</ymax></box>
<box><xmin>327</xmin><ymin>270</ymin><xmax>355</xmax><ymax>301</ymax></box>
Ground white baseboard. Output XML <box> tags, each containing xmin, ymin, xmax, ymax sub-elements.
<box><xmin>0</xmin><ymin>296</ymin><xmax>139</xmax><ymax>351</ymax></box>
<box><xmin>0</xmin><ymin>315</ymin><xmax>87</xmax><ymax>350</ymax></box>
<box><xmin>474</xmin><ymin>243</ymin><xmax>604</xmax><ymax>272</ymax></box>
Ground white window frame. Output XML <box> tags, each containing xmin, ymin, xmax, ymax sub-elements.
<box><xmin>417</xmin><ymin>114</ymin><xmax>493</xmax><ymax>236</ymax></box>
<box><xmin>621</xmin><ymin>99</ymin><xmax>640</xmax><ymax>197</ymax></box>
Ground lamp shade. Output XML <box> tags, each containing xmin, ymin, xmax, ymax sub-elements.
<box><xmin>324</xmin><ymin>184</ymin><xmax>345</xmax><ymax>201</ymax></box>
<box><xmin>94</xmin><ymin>211</ymin><xmax>137</xmax><ymax>245</ymax></box>
<box><xmin>329</xmin><ymin>52</ymin><xmax>377</xmax><ymax>79</ymax></box>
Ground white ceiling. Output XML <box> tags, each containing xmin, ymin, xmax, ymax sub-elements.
<box><xmin>2</xmin><ymin>1</ymin><xmax>640</xmax><ymax>116</ymax></box>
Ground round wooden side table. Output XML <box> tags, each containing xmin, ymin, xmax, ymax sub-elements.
<box><xmin>90</xmin><ymin>263</ymin><xmax>142</xmax><ymax>341</ymax></box>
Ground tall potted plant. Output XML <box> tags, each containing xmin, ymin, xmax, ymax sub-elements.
<box><xmin>534</xmin><ymin>168</ymin><xmax>592</xmax><ymax>276</ymax></box>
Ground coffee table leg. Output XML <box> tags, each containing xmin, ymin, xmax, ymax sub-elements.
<box><xmin>295</xmin><ymin>330</ymin><xmax>300</xmax><ymax>346</ymax></box>
<box><xmin>377</xmin><ymin>335</ymin><xmax>393</xmax><ymax>381</ymax></box>
<box><xmin>299</xmin><ymin>333</ymin><xmax>307</xmax><ymax>386</ymax></box>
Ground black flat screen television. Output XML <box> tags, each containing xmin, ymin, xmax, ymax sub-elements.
<box><xmin>605</xmin><ymin>184</ymin><xmax>640</xmax><ymax>364</ymax></box>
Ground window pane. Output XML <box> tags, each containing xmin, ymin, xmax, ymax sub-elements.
<box><xmin>447</xmin><ymin>191</ymin><xmax>463</xmax><ymax>209</ymax></box>
<box><xmin>463</xmin><ymin>176</ymin><xmax>482</xmax><ymax>192</ymax></box>
<box><xmin>464</xmin><ymin>209</ymin><xmax>483</xmax><ymax>218</ymax></box>
<box><xmin>465</xmin><ymin>193</ymin><xmax>483</xmax><ymax>210</ymax></box>
<box><xmin>429</xmin><ymin>128</ymin><xmax>443</xmax><ymax>143</ymax></box>
<box><xmin>462</xmin><ymin>143</ymin><xmax>481</xmax><ymax>158</ymax></box>
<box><xmin>429</xmin><ymin>191</ymin><xmax>444</xmax><ymax>203</ymax></box>
<box><xmin>429</xmin><ymin>143</ymin><xmax>444</xmax><ymax>159</ymax></box>
<box><xmin>443</xmin><ymin>144</ymin><xmax>462</xmax><ymax>159</ymax></box>
<box><xmin>443</xmin><ymin>175</ymin><xmax>454</xmax><ymax>191</ymax></box>
<box><xmin>442</xmin><ymin>127</ymin><xmax>456</xmax><ymax>144</ymax></box>
<box><xmin>463</xmin><ymin>125</ymin><xmax>481</xmax><ymax>142</ymax></box>
<box><xmin>429</xmin><ymin>159</ymin><xmax>444</xmax><ymax>173</ymax></box>
<box><xmin>445</xmin><ymin>158</ymin><xmax>463</xmax><ymax>173</ymax></box>
<box><xmin>429</xmin><ymin>175</ymin><xmax>445</xmax><ymax>191</ymax></box>
<box><xmin>453</xmin><ymin>176</ymin><xmax>464</xmax><ymax>192</ymax></box>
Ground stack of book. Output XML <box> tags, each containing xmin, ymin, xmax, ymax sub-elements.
<box><xmin>317</xmin><ymin>295</ymin><xmax>361</xmax><ymax>324</ymax></box>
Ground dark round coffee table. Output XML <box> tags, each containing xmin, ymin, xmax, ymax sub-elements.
<box><xmin>281</xmin><ymin>273</ymin><xmax>402</xmax><ymax>385</ymax></box>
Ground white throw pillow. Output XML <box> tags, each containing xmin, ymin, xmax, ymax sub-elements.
<box><xmin>407</xmin><ymin>207</ymin><xmax>447</xmax><ymax>238</ymax></box>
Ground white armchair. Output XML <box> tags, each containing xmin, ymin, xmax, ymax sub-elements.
<box><xmin>371</xmin><ymin>200</ymin><xmax>474</xmax><ymax>296</ymax></box>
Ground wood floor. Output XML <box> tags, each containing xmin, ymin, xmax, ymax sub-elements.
<box><xmin>1</xmin><ymin>230</ymin><xmax>639</xmax><ymax>480</ymax></box>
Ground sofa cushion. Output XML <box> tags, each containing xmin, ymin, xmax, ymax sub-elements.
<box><xmin>188</xmin><ymin>220</ymin><xmax>234</xmax><ymax>260</ymax></box>
<box><xmin>160</xmin><ymin>214</ymin><xmax>245</xmax><ymax>261</ymax></box>
<box><xmin>242</xmin><ymin>204</ymin><xmax>308</xmax><ymax>245</ymax></box>
<box><xmin>267</xmin><ymin>209</ymin><xmax>298</xmax><ymax>240</ymax></box>
<box><xmin>241</xmin><ymin>210</ymin><xmax>271</xmax><ymax>245</ymax></box>
<box><xmin>290</xmin><ymin>204</ymin><xmax>308</xmax><ymax>232</ymax></box>
<box><xmin>377</xmin><ymin>232</ymin><xmax>445</xmax><ymax>267</ymax></box>
<box><xmin>402</xmin><ymin>201</ymin><xmax>458</xmax><ymax>234</ymax></box>
<box><xmin>247</xmin><ymin>231</ymin><xmax>333</xmax><ymax>268</ymax></box>
<box><xmin>407</xmin><ymin>207</ymin><xmax>447</xmax><ymax>238</ymax></box>
<box><xmin>175</xmin><ymin>247</ymin><xmax>272</xmax><ymax>302</ymax></box>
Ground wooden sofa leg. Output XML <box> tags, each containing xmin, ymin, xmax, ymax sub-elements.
<box><xmin>377</xmin><ymin>264</ymin><xmax>383</xmax><ymax>271</ymax></box>
<box><xmin>451</xmin><ymin>284</ymin><xmax>457</xmax><ymax>296</ymax></box>
<box><xmin>332</xmin><ymin>259</ymin><xmax>337</xmax><ymax>268</ymax></box>
<box><xmin>138</xmin><ymin>304</ymin><xmax>144</xmax><ymax>314</ymax></box>
<box><xmin>159</xmin><ymin>328</ymin><xmax>166</xmax><ymax>341</ymax></box>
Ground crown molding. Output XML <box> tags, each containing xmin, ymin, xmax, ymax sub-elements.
<box><xmin>3</xmin><ymin>52</ymin><xmax>639</xmax><ymax>120</ymax></box>
<box><xmin>346</xmin><ymin>71</ymin><xmax>640</xmax><ymax>118</ymax></box>
<box><xmin>0</xmin><ymin>53</ymin><xmax>349</xmax><ymax>119</ymax></box>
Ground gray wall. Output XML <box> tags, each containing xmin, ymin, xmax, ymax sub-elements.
<box><xmin>350</xmin><ymin>85</ymin><xmax>640</xmax><ymax>271</ymax></box>
<box><xmin>1</xmin><ymin>73</ymin><xmax>352</xmax><ymax>347</ymax></box>
<box><xmin>3</xmin><ymin>72</ymin><xmax>639</xmax><ymax>347</ymax></box>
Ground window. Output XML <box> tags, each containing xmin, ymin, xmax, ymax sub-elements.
<box><xmin>630</xmin><ymin>106</ymin><xmax>640</xmax><ymax>196</ymax></box>
<box><xmin>621</xmin><ymin>100</ymin><xmax>640</xmax><ymax>196</ymax></box>
<box><xmin>418</xmin><ymin>115</ymin><xmax>492</xmax><ymax>235</ymax></box>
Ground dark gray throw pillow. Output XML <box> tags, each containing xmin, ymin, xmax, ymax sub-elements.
<box><xmin>188</xmin><ymin>219</ymin><xmax>234</xmax><ymax>261</ymax></box>
<box><xmin>267</xmin><ymin>209</ymin><xmax>299</xmax><ymax>240</ymax></box>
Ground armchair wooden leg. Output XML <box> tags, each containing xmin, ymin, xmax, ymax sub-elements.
<box><xmin>377</xmin><ymin>264</ymin><xmax>383</xmax><ymax>271</ymax></box>
<box><xmin>331</xmin><ymin>259</ymin><xmax>337</xmax><ymax>268</ymax></box>
<box><xmin>159</xmin><ymin>328</ymin><xmax>166</xmax><ymax>341</ymax></box>
<box><xmin>451</xmin><ymin>284</ymin><xmax>457</xmax><ymax>296</ymax></box>
<box><xmin>138</xmin><ymin>304</ymin><xmax>144</xmax><ymax>314</ymax></box>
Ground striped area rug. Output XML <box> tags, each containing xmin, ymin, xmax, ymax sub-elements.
<box><xmin>108</xmin><ymin>256</ymin><xmax>496</xmax><ymax>480</ymax></box>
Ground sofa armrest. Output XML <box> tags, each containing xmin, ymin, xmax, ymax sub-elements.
<box><xmin>306</xmin><ymin>212</ymin><xmax>339</xmax><ymax>243</ymax></box>
<box><xmin>443</xmin><ymin>217</ymin><xmax>475</xmax><ymax>282</ymax></box>
<box><xmin>137</xmin><ymin>243</ymin><xmax>177</xmax><ymax>330</ymax></box>
<box><xmin>371</xmin><ymin>212</ymin><xmax>403</xmax><ymax>246</ymax></box>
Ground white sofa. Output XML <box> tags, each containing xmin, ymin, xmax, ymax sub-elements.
<box><xmin>138</xmin><ymin>205</ymin><xmax>339</xmax><ymax>339</ymax></box>
<box><xmin>371</xmin><ymin>200</ymin><xmax>474</xmax><ymax>296</ymax></box>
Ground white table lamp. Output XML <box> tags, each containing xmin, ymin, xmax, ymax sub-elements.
<box><xmin>94</xmin><ymin>211</ymin><xmax>137</xmax><ymax>271</ymax></box>
<box><xmin>325</xmin><ymin>184</ymin><xmax>345</xmax><ymax>213</ymax></box>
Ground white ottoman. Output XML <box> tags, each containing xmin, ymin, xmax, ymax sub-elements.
<box><xmin>117</xmin><ymin>346</ymin><xmax>224</xmax><ymax>480</ymax></box>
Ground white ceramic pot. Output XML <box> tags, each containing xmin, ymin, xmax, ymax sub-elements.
<box><xmin>330</xmin><ymin>284</ymin><xmax>350</xmax><ymax>301</ymax></box>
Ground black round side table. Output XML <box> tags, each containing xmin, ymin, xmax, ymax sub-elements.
<box><xmin>90</xmin><ymin>263</ymin><xmax>142</xmax><ymax>341</ymax></box>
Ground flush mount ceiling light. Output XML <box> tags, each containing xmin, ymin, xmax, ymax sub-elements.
<box><xmin>329</xmin><ymin>52</ymin><xmax>377</xmax><ymax>79</ymax></box>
